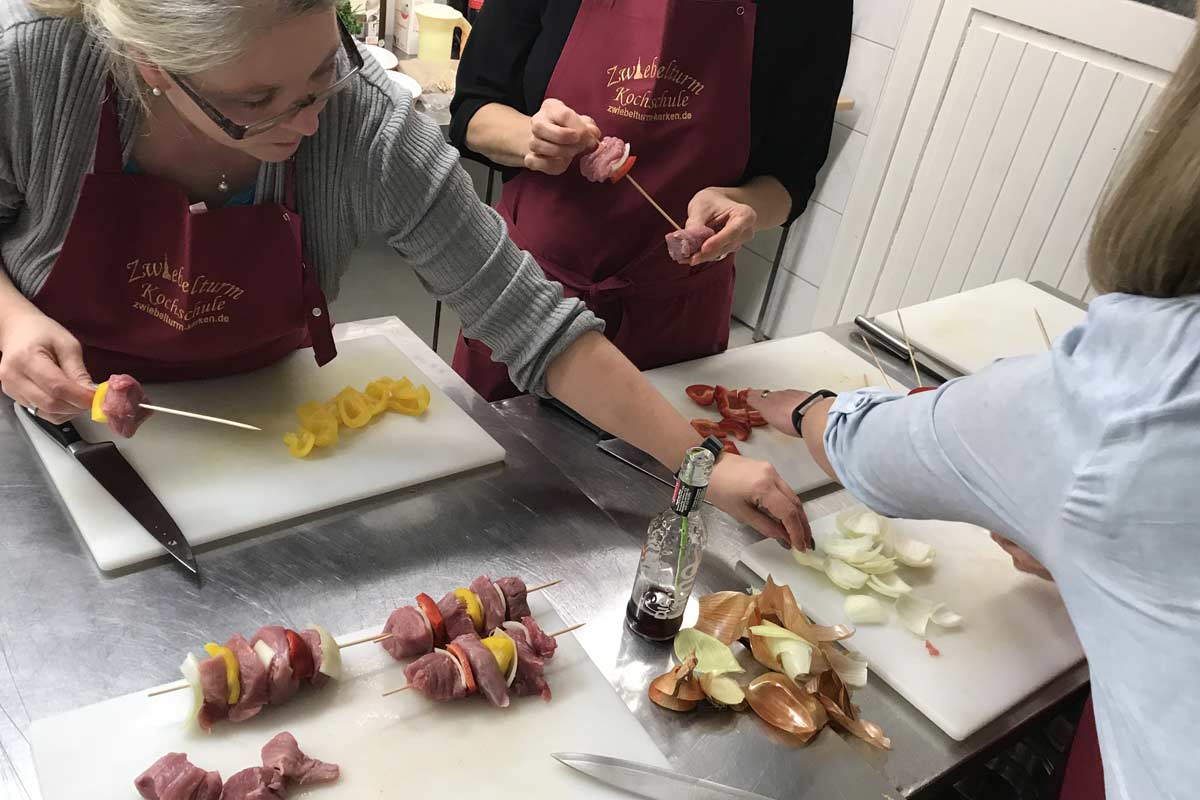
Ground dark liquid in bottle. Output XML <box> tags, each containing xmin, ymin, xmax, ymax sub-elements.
<box><xmin>625</xmin><ymin>587</ymin><xmax>684</xmax><ymax>641</ymax></box>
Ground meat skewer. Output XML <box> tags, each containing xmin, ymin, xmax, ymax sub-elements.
<box><xmin>580</xmin><ymin>136</ymin><xmax>683</xmax><ymax>232</ymax></box>
<box><xmin>91</xmin><ymin>373</ymin><xmax>260</xmax><ymax>436</ymax></box>
<box><xmin>894</xmin><ymin>310</ymin><xmax>924</xmax><ymax>390</ymax></box>
<box><xmin>857</xmin><ymin>333</ymin><xmax>896</xmax><ymax>391</ymax></box>
<box><xmin>1033</xmin><ymin>308</ymin><xmax>1053</xmax><ymax>350</ymax></box>
<box><xmin>148</xmin><ymin>576</ymin><xmax>563</xmax><ymax>700</ymax></box>
<box><xmin>381</xmin><ymin>622</ymin><xmax>586</xmax><ymax>702</ymax></box>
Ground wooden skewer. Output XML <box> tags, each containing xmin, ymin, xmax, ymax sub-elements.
<box><xmin>1033</xmin><ymin>309</ymin><xmax>1053</xmax><ymax>350</ymax></box>
<box><xmin>894</xmin><ymin>310</ymin><xmax>923</xmax><ymax>389</ymax></box>
<box><xmin>380</xmin><ymin>623</ymin><xmax>587</xmax><ymax>698</ymax></box>
<box><xmin>859</xmin><ymin>335</ymin><xmax>895</xmax><ymax>391</ymax></box>
<box><xmin>137</xmin><ymin>403</ymin><xmax>261</xmax><ymax>432</ymax></box>
<box><xmin>147</xmin><ymin>581</ymin><xmax>568</xmax><ymax>697</ymax></box>
<box><xmin>623</xmin><ymin>174</ymin><xmax>682</xmax><ymax>232</ymax></box>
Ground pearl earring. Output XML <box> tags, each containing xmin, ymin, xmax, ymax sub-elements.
<box><xmin>151</xmin><ymin>87</ymin><xmax>163</xmax><ymax>97</ymax></box>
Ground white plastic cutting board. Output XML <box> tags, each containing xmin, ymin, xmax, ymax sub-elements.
<box><xmin>17</xmin><ymin>331</ymin><xmax>505</xmax><ymax>571</ymax></box>
<box><xmin>741</xmin><ymin>507</ymin><xmax>1084</xmax><ymax>741</ymax></box>
<box><xmin>874</xmin><ymin>279</ymin><xmax>1087</xmax><ymax>375</ymax></box>
<box><xmin>641</xmin><ymin>333</ymin><xmax>889</xmax><ymax>493</ymax></box>
<box><xmin>30</xmin><ymin>594</ymin><xmax>667</xmax><ymax>799</ymax></box>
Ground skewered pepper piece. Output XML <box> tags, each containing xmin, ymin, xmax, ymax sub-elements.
<box><xmin>202</xmin><ymin>643</ymin><xmax>242</xmax><ymax>705</ymax></box>
<box><xmin>481</xmin><ymin>634</ymin><xmax>515</xmax><ymax>675</ymax></box>
<box><xmin>90</xmin><ymin>381</ymin><xmax>110</xmax><ymax>423</ymax></box>
<box><xmin>283</xmin><ymin>429</ymin><xmax>316</xmax><ymax>458</ymax></box>
<box><xmin>454</xmin><ymin>588</ymin><xmax>484</xmax><ymax>632</ymax></box>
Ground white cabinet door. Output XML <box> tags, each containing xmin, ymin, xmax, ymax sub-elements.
<box><xmin>813</xmin><ymin>0</ymin><xmax>1192</xmax><ymax>326</ymax></box>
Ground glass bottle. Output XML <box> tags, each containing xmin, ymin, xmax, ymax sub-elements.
<box><xmin>625</xmin><ymin>444</ymin><xmax>715</xmax><ymax>641</ymax></box>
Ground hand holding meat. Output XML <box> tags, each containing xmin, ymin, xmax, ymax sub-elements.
<box><xmin>524</xmin><ymin>98</ymin><xmax>601</xmax><ymax>176</ymax></box>
<box><xmin>682</xmin><ymin>187</ymin><xmax>758</xmax><ymax>266</ymax></box>
<box><xmin>0</xmin><ymin>306</ymin><xmax>94</xmax><ymax>423</ymax></box>
<box><xmin>707</xmin><ymin>454</ymin><xmax>813</xmax><ymax>552</ymax></box>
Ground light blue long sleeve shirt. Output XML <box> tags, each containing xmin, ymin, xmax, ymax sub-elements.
<box><xmin>824</xmin><ymin>292</ymin><xmax>1200</xmax><ymax>800</ymax></box>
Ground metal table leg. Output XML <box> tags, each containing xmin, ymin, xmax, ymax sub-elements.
<box><xmin>752</xmin><ymin>223</ymin><xmax>792</xmax><ymax>343</ymax></box>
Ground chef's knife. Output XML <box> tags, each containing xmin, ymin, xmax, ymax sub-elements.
<box><xmin>552</xmin><ymin>752</ymin><xmax>775</xmax><ymax>800</ymax></box>
<box><xmin>853</xmin><ymin>316</ymin><xmax>960</xmax><ymax>385</ymax></box>
<box><xmin>24</xmin><ymin>408</ymin><xmax>200</xmax><ymax>581</ymax></box>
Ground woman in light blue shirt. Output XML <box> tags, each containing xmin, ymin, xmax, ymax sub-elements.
<box><xmin>750</xmin><ymin>25</ymin><xmax>1200</xmax><ymax>800</ymax></box>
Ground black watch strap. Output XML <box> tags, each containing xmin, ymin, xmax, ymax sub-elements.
<box><xmin>792</xmin><ymin>390</ymin><xmax>837</xmax><ymax>437</ymax></box>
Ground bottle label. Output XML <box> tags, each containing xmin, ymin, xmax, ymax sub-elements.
<box><xmin>671</xmin><ymin>481</ymin><xmax>706</xmax><ymax>515</ymax></box>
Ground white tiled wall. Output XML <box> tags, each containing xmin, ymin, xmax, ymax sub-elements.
<box><xmin>736</xmin><ymin>0</ymin><xmax>912</xmax><ymax>337</ymax></box>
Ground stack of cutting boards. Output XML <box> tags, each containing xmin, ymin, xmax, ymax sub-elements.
<box><xmin>30</xmin><ymin>594</ymin><xmax>668</xmax><ymax>798</ymax></box>
<box><xmin>17</xmin><ymin>329</ymin><xmax>506</xmax><ymax>571</ymax></box>
<box><xmin>741</xmin><ymin>507</ymin><xmax>1084</xmax><ymax>741</ymax></box>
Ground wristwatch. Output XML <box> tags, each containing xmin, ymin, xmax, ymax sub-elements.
<box><xmin>792</xmin><ymin>390</ymin><xmax>837</xmax><ymax>437</ymax></box>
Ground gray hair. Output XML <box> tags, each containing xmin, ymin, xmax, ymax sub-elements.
<box><xmin>30</xmin><ymin>0</ymin><xmax>334</xmax><ymax>96</ymax></box>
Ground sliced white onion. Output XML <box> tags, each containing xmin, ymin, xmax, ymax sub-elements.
<box><xmin>609</xmin><ymin>142</ymin><xmax>632</xmax><ymax>176</ymax></box>
<box><xmin>494</xmin><ymin>584</ymin><xmax>508</xmax><ymax>619</ymax></box>
<box><xmin>413</xmin><ymin>606</ymin><xmax>434</xmax><ymax>641</ymax></box>
<box><xmin>893</xmin><ymin>536</ymin><xmax>936</xmax><ymax>568</ymax></box>
<box><xmin>856</xmin><ymin>555</ymin><xmax>899</xmax><ymax>575</ymax></box>
<box><xmin>896</xmin><ymin>594</ymin><xmax>935</xmax><ymax>637</ymax></box>
<box><xmin>836</xmin><ymin>509</ymin><xmax>888</xmax><ymax>540</ymax></box>
<box><xmin>180</xmin><ymin>653</ymin><xmax>203</xmax><ymax>727</ymax></box>
<box><xmin>501</xmin><ymin>620</ymin><xmax>529</xmax><ymax>643</ymax></box>
<box><xmin>866</xmin><ymin>572</ymin><xmax>912</xmax><ymax>598</ymax></box>
<box><xmin>844</xmin><ymin>595</ymin><xmax>888</xmax><ymax>625</ymax></box>
<box><xmin>822</xmin><ymin>536</ymin><xmax>879</xmax><ymax>562</ymax></box>
<box><xmin>826</xmin><ymin>647</ymin><xmax>869</xmax><ymax>688</ymax></box>
<box><xmin>748</xmin><ymin>621</ymin><xmax>800</xmax><ymax>639</ymax></box>
<box><xmin>772</xmin><ymin>639</ymin><xmax>813</xmax><ymax>680</ymax></box>
<box><xmin>252</xmin><ymin>640</ymin><xmax>276</xmax><ymax>670</ymax></box>
<box><xmin>493</xmin><ymin>630</ymin><xmax>520</xmax><ymax>687</ymax></box>
<box><xmin>307</xmin><ymin>623</ymin><xmax>343</xmax><ymax>680</ymax></box>
<box><xmin>437</xmin><ymin>647</ymin><xmax>467</xmax><ymax>687</ymax></box>
<box><xmin>930</xmin><ymin>604</ymin><xmax>963</xmax><ymax>629</ymax></box>
<box><xmin>825</xmin><ymin>558</ymin><xmax>870</xmax><ymax>591</ymax></box>
<box><xmin>791</xmin><ymin>549</ymin><xmax>828</xmax><ymax>571</ymax></box>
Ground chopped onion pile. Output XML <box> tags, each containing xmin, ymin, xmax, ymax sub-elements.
<box><xmin>792</xmin><ymin>508</ymin><xmax>961</xmax><ymax>638</ymax></box>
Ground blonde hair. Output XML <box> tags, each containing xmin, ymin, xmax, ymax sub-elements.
<box><xmin>1089</xmin><ymin>25</ymin><xmax>1200</xmax><ymax>298</ymax></box>
<box><xmin>29</xmin><ymin>0</ymin><xmax>333</xmax><ymax>95</ymax></box>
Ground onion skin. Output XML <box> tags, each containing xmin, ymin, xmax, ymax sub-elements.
<box><xmin>648</xmin><ymin>655</ymin><xmax>704</xmax><ymax>712</ymax></box>
<box><xmin>745</xmin><ymin>673</ymin><xmax>827</xmax><ymax>743</ymax></box>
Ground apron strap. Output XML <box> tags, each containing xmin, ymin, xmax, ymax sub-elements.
<box><xmin>93</xmin><ymin>79</ymin><xmax>125</xmax><ymax>174</ymax></box>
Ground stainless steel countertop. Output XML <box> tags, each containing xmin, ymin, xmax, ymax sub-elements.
<box><xmin>0</xmin><ymin>319</ymin><xmax>901</xmax><ymax>800</ymax></box>
<box><xmin>492</xmin><ymin>317</ymin><xmax>1090</xmax><ymax>798</ymax></box>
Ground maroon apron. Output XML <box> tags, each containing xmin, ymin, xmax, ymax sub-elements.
<box><xmin>33</xmin><ymin>84</ymin><xmax>336</xmax><ymax>382</ymax></box>
<box><xmin>453</xmin><ymin>0</ymin><xmax>755</xmax><ymax>401</ymax></box>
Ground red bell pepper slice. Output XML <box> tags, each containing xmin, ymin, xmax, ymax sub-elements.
<box><xmin>446</xmin><ymin>643</ymin><xmax>477</xmax><ymax>694</ymax></box>
<box><xmin>415</xmin><ymin>593</ymin><xmax>446</xmax><ymax>645</ymax></box>
<box><xmin>685</xmin><ymin>384</ymin><xmax>716</xmax><ymax>406</ymax></box>
<box><xmin>285</xmin><ymin>629</ymin><xmax>316</xmax><ymax>682</ymax></box>
<box><xmin>608</xmin><ymin>154</ymin><xmax>637</xmax><ymax>183</ymax></box>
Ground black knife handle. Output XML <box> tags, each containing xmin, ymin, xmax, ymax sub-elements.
<box><xmin>24</xmin><ymin>407</ymin><xmax>84</xmax><ymax>449</ymax></box>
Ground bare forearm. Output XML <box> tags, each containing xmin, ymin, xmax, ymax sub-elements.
<box><xmin>801</xmin><ymin>398</ymin><xmax>837</xmax><ymax>480</ymax></box>
<box><xmin>465</xmin><ymin>103</ymin><xmax>532</xmax><ymax>168</ymax></box>
<box><xmin>722</xmin><ymin>176</ymin><xmax>792</xmax><ymax>231</ymax></box>
<box><xmin>0</xmin><ymin>261</ymin><xmax>39</xmax><ymax>344</ymax></box>
<box><xmin>546</xmin><ymin>331</ymin><xmax>701</xmax><ymax>469</ymax></box>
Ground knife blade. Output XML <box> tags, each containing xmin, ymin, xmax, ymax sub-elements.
<box><xmin>596</xmin><ymin>438</ymin><xmax>684</xmax><ymax>492</ymax></box>
<box><xmin>553</xmin><ymin>752</ymin><xmax>775</xmax><ymax>800</ymax></box>
<box><xmin>24</xmin><ymin>408</ymin><xmax>200</xmax><ymax>580</ymax></box>
<box><xmin>852</xmin><ymin>316</ymin><xmax>961</xmax><ymax>385</ymax></box>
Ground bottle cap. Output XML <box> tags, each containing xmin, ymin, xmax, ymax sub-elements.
<box><xmin>678</xmin><ymin>445</ymin><xmax>715</xmax><ymax>488</ymax></box>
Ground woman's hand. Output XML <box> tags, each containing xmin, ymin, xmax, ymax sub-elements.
<box><xmin>0</xmin><ymin>307</ymin><xmax>94</xmax><ymax>423</ymax></box>
<box><xmin>707</xmin><ymin>453</ymin><xmax>813</xmax><ymax>550</ymax></box>
<box><xmin>991</xmin><ymin>533</ymin><xmax>1054</xmax><ymax>581</ymax></box>
<box><xmin>747</xmin><ymin>389</ymin><xmax>810</xmax><ymax>437</ymax></box>
<box><xmin>684</xmin><ymin>187</ymin><xmax>759</xmax><ymax>266</ymax></box>
<box><xmin>524</xmin><ymin>99</ymin><xmax>601</xmax><ymax>176</ymax></box>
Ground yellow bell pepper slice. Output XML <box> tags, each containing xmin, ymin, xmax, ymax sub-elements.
<box><xmin>364</xmin><ymin>378</ymin><xmax>394</xmax><ymax>417</ymax></box>
<box><xmin>203</xmin><ymin>643</ymin><xmax>241</xmax><ymax>705</ymax></box>
<box><xmin>481</xmin><ymin>634</ymin><xmax>515</xmax><ymax>676</ymax></box>
<box><xmin>283</xmin><ymin>429</ymin><xmax>316</xmax><ymax>458</ymax></box>
<box><xmin>91</xmin><ymin>381</ymin><xmax>110</xmax><ymax>423</ymax></box>
<box><xmin>454</xmin><ymin>588</ymin><xmax>484</xmax><ymax>632</ymax></box>
<box><xmin>296</xmin><ymin>401</ymin><xmax>339</xmax><ymax>447</ymax></box>
<box><xmin>336</xmin><ymin>387</ymin><xmax>372</xmax><ymax>429</ymax></box>
<box><xmin>390</xmin><ymin>384</ymin><xmax>430</xmax><ymax>416</ymax></box>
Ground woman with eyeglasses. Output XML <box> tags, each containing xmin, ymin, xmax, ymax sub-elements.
<box><xmin>0</xmin><ymin>0</ymin><xmax>812</xmax><ymax>547</ymax></box>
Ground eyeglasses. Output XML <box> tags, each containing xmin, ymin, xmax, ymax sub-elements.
<box><xmin>169</xmin><ymin>15</ymin><xmax>364</xmax><ymax>141</ymax></box>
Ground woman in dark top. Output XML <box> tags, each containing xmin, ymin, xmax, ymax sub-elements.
<box><xmin>450</xmin><ymin>0</ymin><xmax>852</xmax><ymax>400</ymax></box>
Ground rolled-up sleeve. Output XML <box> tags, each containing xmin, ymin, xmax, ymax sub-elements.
<box><xmin>823</xmin><ymin>359</ymin><xmax>1064</xmax><ymax>550</ymax></box>
<box><xmin>363</xmin><ymin>89</ymin><xmax>602</xmax><ymax>396</ymax></box>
